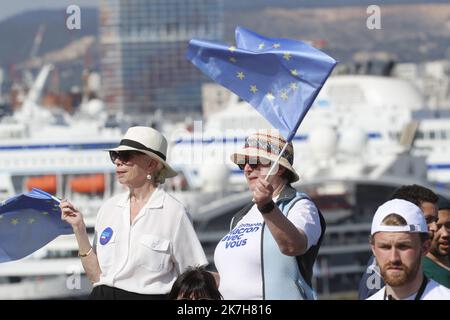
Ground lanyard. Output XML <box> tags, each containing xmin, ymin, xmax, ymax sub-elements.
<box><xmin>384</xmin><ymin>275</ymin><xmax>428</xmax><ymax>300</ymax></box>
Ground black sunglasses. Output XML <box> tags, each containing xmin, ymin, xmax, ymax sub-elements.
<box><xmin>109</xmin><ymin>150</ymin><xmax>142</xmax><ymax>163</ymax></box>
<box><xmin>237</xmin><ymin>159</ymin><xmax>271</xmax><ymax>170</ymax></box>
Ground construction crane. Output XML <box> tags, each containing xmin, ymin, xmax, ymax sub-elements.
<box><xmin>22</xmin><ymin>24</ymin><xmax>47</xmax><ymax>88</ymax></box>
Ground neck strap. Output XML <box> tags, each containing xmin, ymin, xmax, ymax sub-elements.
<box><xmin>384</xmin><ymin>275</ymin><xmax>428</xmax><ymax>300</ymax></box>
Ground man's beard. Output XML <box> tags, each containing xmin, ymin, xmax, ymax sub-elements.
<box><xmin>380</xmin><ymin>259</ymin><xmax>421</xmax><ymax>287</ymax></box>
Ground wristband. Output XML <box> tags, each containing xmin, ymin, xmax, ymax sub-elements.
<box><xmin>257</xmin><ymin>200</ymin><xmax>275</xmax><ymax>214</ymax></box>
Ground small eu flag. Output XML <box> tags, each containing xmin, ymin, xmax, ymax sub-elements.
<box><xmin>0</xmin><ymin>188</ymin><xmax>72</xmax><ymax>263</ymax></box>
<box><xmin>187</xmin><ymin>26</ymin><xmax>337</xmax><ymax>141</ymax></box>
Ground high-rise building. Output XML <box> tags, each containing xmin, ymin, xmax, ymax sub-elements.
<box><xmin>99</xmin><ymin>0</ymin><xmax>224</xmax><ymax>117</ymax></box>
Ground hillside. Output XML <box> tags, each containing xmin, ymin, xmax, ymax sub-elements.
<box><xmin>0</xmin><ymin>3</ymin><xmax>449</xmax><ymax>70</ymax></box>
<box><xmin>0</xmin><ymin>8</ymin><xmax>98</xmax><ymax>68</ymax></box>
<box><xmin>224</xmin><ymin>4</ymin><xmax>450</xmax><ymax>63</ymax></box>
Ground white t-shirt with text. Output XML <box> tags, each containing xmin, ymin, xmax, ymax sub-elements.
<box><xmin>214</xmin><ymin>198</ymin><xmax>321</xmax><ymax>300</ymax></box>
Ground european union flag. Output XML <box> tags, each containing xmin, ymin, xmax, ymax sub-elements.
<box><xmin>0</xmin><ymin>188</ymin><xmax>72</xmax><ymax>263</ymax></box>
<box><xmin>187</xmin><ymin>26</ymin><xmax>337</xmax><ymax>141</ymax></box>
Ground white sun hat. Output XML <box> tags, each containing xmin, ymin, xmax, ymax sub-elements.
<box><xmin>106</xmin><ymin>126</ymin><xmax>177</xmax><ymax>178</ymax></box>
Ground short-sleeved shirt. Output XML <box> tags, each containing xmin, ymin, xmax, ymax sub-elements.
<box><xmin>214</xmin><ymin>198</ymin><xmax>321</xmax><ymax>300</ymax></box>
<box><xmin>93</xmin><ymin>187</ymin><xmax>208</xmax><ymax>295</ymax></box>
<box><xmin>367</xmin><ymin>278</ymin><xmax>450</xmax><ymax>300</ymax></box>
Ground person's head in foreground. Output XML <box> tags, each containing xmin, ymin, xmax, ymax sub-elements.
<box><xmin>168</xmin><ymin>266</ymin><xmax>223</xmax><ymax>300</ymax></box>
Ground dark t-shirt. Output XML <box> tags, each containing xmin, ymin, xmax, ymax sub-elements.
<box><xmin>358</xmin><ymin>255</ymin><xmax>384</xmax><ymax>300</ymax></box>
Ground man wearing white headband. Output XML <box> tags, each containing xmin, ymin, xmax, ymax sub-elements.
<box><xmin>368</xmin><ymin>199</ymin><xmax>450</xmax><ymax>300</ymax></box>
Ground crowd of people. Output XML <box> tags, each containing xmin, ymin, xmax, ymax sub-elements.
<box><xmin>60</xmin><ymin>126</ymin><xmax>450</xmax><ymax>300</ymax></box>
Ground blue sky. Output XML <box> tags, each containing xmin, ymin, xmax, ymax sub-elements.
<box><xmin>0</xmin><ymin>0</ymin><xmax>99</xmax><ymax>22</ymax></box>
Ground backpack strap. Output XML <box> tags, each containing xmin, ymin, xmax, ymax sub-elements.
<box><xmin>230</xmin><ymin>202</ymin><xmax>254</xmax><ymax>231</ymax></box>
<box><xmin>276</xmin><ymin>190</ymin><xmax>326</xmax><ymax>288</ymax></box>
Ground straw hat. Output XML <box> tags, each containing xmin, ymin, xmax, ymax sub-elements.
<box><xmin>107</xmin><ymin>126</ymin><xmax>177</xmax><ymax>178</ymax></box>
<box><xmin>230</xmin><ymin>130</ymin><xmax>299</xmax><ymax>182</ymax></box>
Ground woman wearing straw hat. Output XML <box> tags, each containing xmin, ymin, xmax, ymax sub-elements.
<box><xmin>213</xmin><ymin>130</ymin><xmax>326</xmax><ymax>300</ymax></box>
<box><xmin>60</xmin><ymin>126</ymin><xmax>208</xmax><ymax>299</ymax></box>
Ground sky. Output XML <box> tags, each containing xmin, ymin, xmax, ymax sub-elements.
<box><xmin>0</xmin><ymin>0</ymin><xmax>99</xmax><ymax>22</ymax></box>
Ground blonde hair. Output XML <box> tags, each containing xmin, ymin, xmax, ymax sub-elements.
<box><xmin>145</xmin><ymin>156</ymin><xmax>168</xmax><ymax>185</ymax></box>
<box><xmin>153</xmin><ymin>167</ymin><xmax>167</xmax><ymax>185</ymax></box>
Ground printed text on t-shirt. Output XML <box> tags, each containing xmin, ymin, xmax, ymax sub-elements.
<box><xmin>221</xmin><ymin>223</ymin><xmax>262</xmax><ymax>249</ymax></box>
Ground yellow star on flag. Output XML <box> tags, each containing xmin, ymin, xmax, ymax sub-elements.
<box><xmin>236</xmin><ymin>71</ymin><xmax>245</xmax><ymax>80</ymax></box>
<box><xmin>42</xmin><ymin>211</ymin><xmax>49</xmax><ymax>216</ymax></box>
<box><xmin>273</xmin><ymin>43</ymin><xmax>281</xmax><ymax>48</ymax></box>
<box><xmin>283</xmin><ymin>52</ymin><xmax>292</xmax><ymax>60</ymax></box>
<box><xmin>250</xmin><ymin>85</ymin><xmax>258</xmax><ymax>93</ymax></box>
<box><xmin>229</xmin><ymin>46</ymin><xmax>237</xmax><ymax>52</ymax></box>
<box><xmin>229</xmin><ymin>57</ymin><xmax>237</xmax><ymax>63</ymax></box>
<box><xmin>289</xmin><ymin>82</ymin><xmax>299</xmax><ymax>90</ymax></box>
<box><xmin>28</xmin><ymin>218</ymin><xmax>36</xmax><ymax>224</ymax></box>
<box><xmin>266</xmin><ymin>92</ymin><xmax>275</xmax><ymax>101</ymax></box>
<box><xmin>290</xmin><ymin>69</ymin><xmax>298</xmax><ymax>76</ymax></box>
<box><xmin>258</xmin><ymin>43</ymin><xmax>265</xmax><ymax>50</ymax></box>
<box><xmin>280</xmin><ymin>90</ymin><xmax>288</xmax><ymax>100</ymax></box>
<box><xmin>11</xmin><ymin>218</ymin><xmax>19</xmax><ymax>225</ymax></box>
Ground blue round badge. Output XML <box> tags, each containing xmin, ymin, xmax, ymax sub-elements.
<box><xmin>100</xmin><ymin>227</ymin><xmax>113</xmax><ymax>245</ymax></box>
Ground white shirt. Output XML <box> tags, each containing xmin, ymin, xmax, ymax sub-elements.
<box><xmin>367</xmin><ymin>279</ymin><xmax>450</xmax><ymax>300</ymax></box>
<box><xmin>214</xmin><ymin>198</ymin><xmax>321</xmax><ymax>300</ymax></box>
<box><xmin>93</xmin><ymin>187</ymin><xmax>208</xmax><ymax>295</ymax></box>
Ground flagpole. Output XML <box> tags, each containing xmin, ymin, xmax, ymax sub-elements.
<box><xmin>50</xmin><ymin>195</ymin><xmax>62</xmax><ymax>204</ymax></box>
<box><xmin>252</xmin><ymin>143</ymin><xmax>289</xmax><ymax>203</ymax></box>
<box><xmin>264</xmin><ymin>141</ymin><xmax>289</xmax><ymax>182</ymax></box>
<box><xmin>31</xmin><ymin>188</ymin><xmax>61</xmax><ymax>204</ymax></box>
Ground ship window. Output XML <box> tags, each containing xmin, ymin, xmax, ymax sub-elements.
<box><xmin>415</xmin><ymin>131</ymin><xmax>424</xmax><ymax>140</ymax></box>
<box><xmin>429</xmin><ymin>131</ymin><xmax>435</xmax><ymax>140</ymax></box>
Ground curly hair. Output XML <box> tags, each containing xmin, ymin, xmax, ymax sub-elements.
<box><xmin>168</xmin><ymin>266</ymin><xmax>222</xmax><ymax>300</ymax></box>
<box><xmin>389</xmin><ymin>184</ymin><xmax>438</xmax><ymax>206</ymax></box>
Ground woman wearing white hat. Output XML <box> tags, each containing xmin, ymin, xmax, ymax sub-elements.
<box><xmin>60</xmin><ymin>126</ymin><xmax>208</xmax><ymax>299</ymax></box>
<box><xmin>213</xmin><ymin>130</ymin><xmax>326</xmax><ymax>300</ymax></box>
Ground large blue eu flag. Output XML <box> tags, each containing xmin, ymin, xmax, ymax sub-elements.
<box><xmin>187</xmin><ymin>26</ymin><xmax>337</xmax><ymax>141</ymax></box>
<box><xmin>0</xmin><ymin>188</ymin><xmax>72</xmax><ymax>263</ymax></box>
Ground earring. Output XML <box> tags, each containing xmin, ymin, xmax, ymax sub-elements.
<box><xmin>146</xmin><ymin>174</ymin><xmax>152</xmax><ymax>181</ymax></box>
